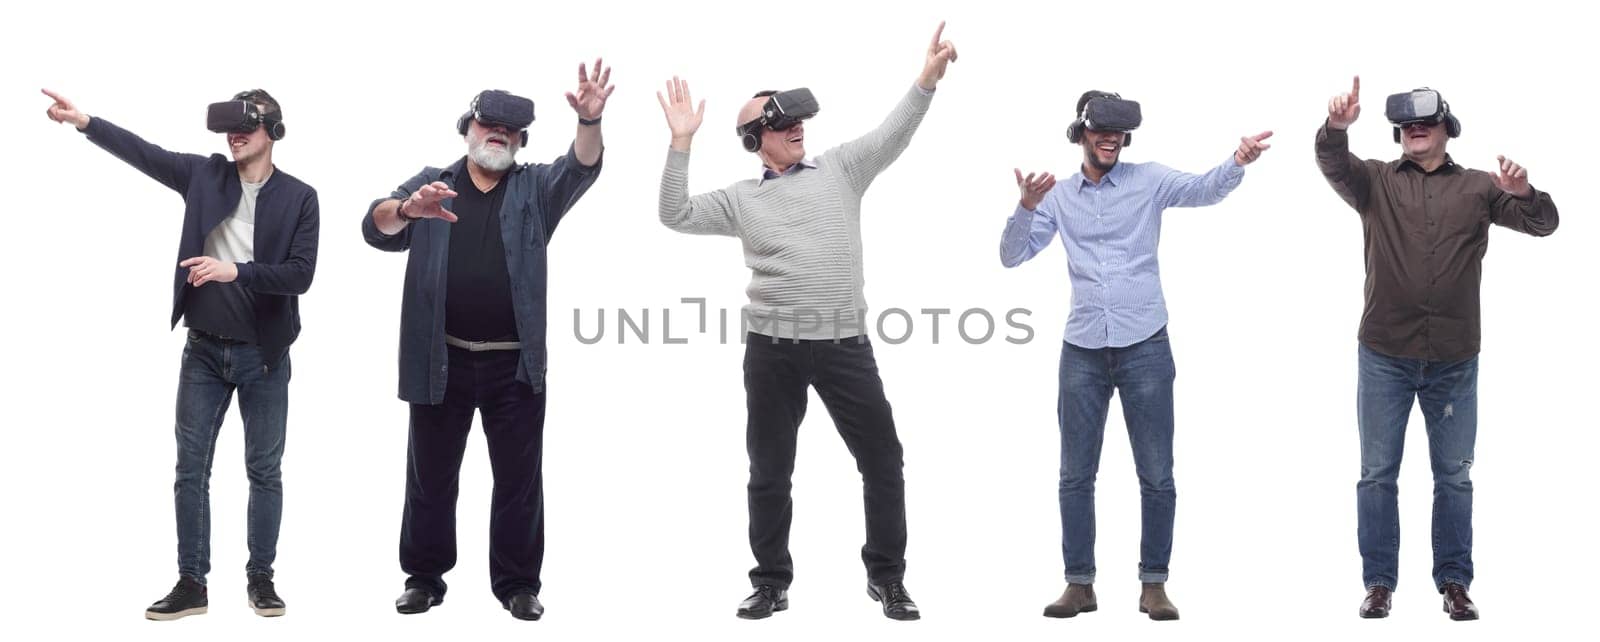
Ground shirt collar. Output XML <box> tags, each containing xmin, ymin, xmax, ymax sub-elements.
<box><xmin>759</xmin><ymin>159</ymin><xmax>817</xmax><ymax>185</ymax></box>
<box><xmin>1074</xmin><ymin>160</ymin><xmax>1126</xmax><ymax>192</ymax></box>
<box><xmin>442</xmin><ymin>155</ymin><xmax>527</xmax><ymax>183</ymax></box>
<box><xmin>1393</xmin><ymin>153</ymin><xmax>1459</xmax><ymax>174</ymax></box>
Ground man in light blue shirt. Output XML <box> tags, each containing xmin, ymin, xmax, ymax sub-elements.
<box><xmin>1000</xmin><ymin>90</ymin><xmax>1272</xmax><ymax>621</ymax></box>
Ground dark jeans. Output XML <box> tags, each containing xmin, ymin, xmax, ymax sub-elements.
<box><xmin>174</xmin><ymin>329</ymin><xmax>290</xmax><ymax>583</ymax></box>
<box><xmin>1356</xmin><ymin>343</ymin><xmax>1478</xmax><ymax>592</ymax></box>
<box><xmin>743</xmin><ymin>333</ymin><xmax>907</xmax><ymax>589</ymax></box>
<box><xmin>400</xmin><ymin>347</ymin><xmax>547</xmax><ymax>603</ymax></box>
<box><xmin>1057</xmin><ymin>327</ymin><xmax>1176</xmax><ymax>584</ymax></box>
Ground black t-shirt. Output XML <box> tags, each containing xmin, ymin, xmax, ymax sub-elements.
<box><xmin>445</xmin><ymin>171</ymin><xmax>518</xmax><ymax>342</ymax></box>
<box><xmin>185</xmin><ymin>281</ymin><xmax>258</xmax><ymax>342</ymax></box>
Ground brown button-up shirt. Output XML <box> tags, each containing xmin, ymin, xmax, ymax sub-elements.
<box><xmin>1315</xmin><ymin>123</ymin><xmax>1559</xmax><ymax>361</ymax></box>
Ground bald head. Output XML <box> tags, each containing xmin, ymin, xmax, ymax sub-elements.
<box><xmin>737</xmin><ymin>93</ymin><xmax>807</xmax><ymax>173</ymax></box>
<box><xmin>738</xmin><ymin>97</ymin><xmax>766</xmax><ymax>128</ymax></box>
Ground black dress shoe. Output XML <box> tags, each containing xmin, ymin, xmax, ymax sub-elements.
<box><xmin>736</xmin><ymin>585</ymin><xmax>788</xmax><ymax>619</ymax></box>
<box><xmin>867</xmin><ymin>581</ymin><xmax>921</xmax><ymax>621</ymax></box>
<box><xmin>1359</xmin><ymin>585</ymin><xmax>1392</xmax><ymax>619</ymax></box>
<box><xmin>146</xmin><ymin>576</ymin><xmax>208</xmax><ymax>621</ymax></box>
<box><xmin>1442</xmin><ymin>583</ymin><xmax>1478</xmax><ymax>621</ymax></box>
<box><xmin>246</xmin><ymin>574</ymin><xmax>286</xmax><ymax>617</ymax></box>
<box><xmin>506</xmin><ymin>592</ymin><xmax>544</xmax><ymax>621</ymax></box>
<box><xmin>395</xmin><ymin>587</ymin><xmax>441</xmax><ymax>615</ymax></box>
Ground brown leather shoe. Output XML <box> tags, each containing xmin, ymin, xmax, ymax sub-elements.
<box><xmin>1358</xmin><ymin>586</ymin><xmax>1392</xmax><ymax>619</ymax></box>
<box><xmin>1138</xmin><ymin>583</ymin><xmax>1179</xmax><ymax>621</ymax></box>
<box><xmin>1442</xmin><ymin>583</ymin><xmax>1478</xmax><ymax>621</ymax></box>
<box><xmin>1042</xmin><ymin>584</ymin><xmax>1097</xmax><ymax>618</ymax></box>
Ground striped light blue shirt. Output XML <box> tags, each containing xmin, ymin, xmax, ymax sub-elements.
<box><xmin>1000</xmin><ymin>156</ymin><xmax>1246</xmax><ymax>348</ymax></box>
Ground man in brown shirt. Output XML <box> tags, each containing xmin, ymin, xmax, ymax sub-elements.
<box><xmin>1315</xmin><ymin>76</ymin><xmax>1558</xmax><ymax>621</ymax></box>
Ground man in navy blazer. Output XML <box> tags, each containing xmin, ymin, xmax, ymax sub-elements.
<box><xmin>44</xmin><ymin>88</ymin><xmax>318</xmax><ymax>621</ymax></box>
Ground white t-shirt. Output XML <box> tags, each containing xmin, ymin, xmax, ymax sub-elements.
<box><xmin>204</xmin><ymin>178</ymin><xmax>264</xmax><ymax>262</ymax></box>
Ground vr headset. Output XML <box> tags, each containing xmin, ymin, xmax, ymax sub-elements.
<box><xmin>1385</xmin><ymin>87</ymin><xmax>1460</xmax><ymax>143</ymax></box>
<box><xmin>1067</xmin><ymin>93</ymin><xmax>1142</xmax><ymax>146</ymax></box>
<box><xmin>737</xmin><ymin>88</ymin><xmax>819</xmax><ymax>152</ymax></box>
<box><xmin>457</xmin><ymin>89</ymin><xmax>535</xmax><ymax>147</ymax></box>
<box><xmin>206</xmin><ymin>89</ymin><xmax>285</xmax><ymax>141</ymax></box>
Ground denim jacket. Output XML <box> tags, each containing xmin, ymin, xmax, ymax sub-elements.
<box><xmin>362</xmin><ymin>147</ymin><xmax>601</xmax><ymax>404</ymax></box>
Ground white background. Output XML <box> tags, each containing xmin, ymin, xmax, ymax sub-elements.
<box><xmin>2</xmin><ymin>0</ymin><xmax>1593</xmax><ymax>640</ymax></box>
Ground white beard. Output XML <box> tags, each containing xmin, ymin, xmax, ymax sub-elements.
<box><xmin>468</xmin><ymin>136</ymin><xmax>517</xmax><ymax>172</ymax></box>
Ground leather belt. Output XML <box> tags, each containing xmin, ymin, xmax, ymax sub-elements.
<box><xmin>445</xmin><ymin>334</ymin><xmax>522</xmax><ymax>352</ymax></box>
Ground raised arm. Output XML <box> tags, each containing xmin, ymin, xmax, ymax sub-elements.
<box><xmin>656</xmin><ymin>76</ymin><xmax>737</xmax><ymax>236</ymax></box>
<box><xmin>828</xmin><ymin>22</ymin><xmax>957</xmax><ymax>194</ymax></box>
<box><xmin>563</xmin><ymin>57</ymin><xmax>613</xmax><ymax>169</ymax></box>
<box><xmin>1315</xmin><ymin>76</ymin><xmax>1382</xmax><ymax>212</ymax></box>
<box><xmin>44</xmin><ymin>88</ymin><xmax>204</xmax><ymax>194</ymax></box>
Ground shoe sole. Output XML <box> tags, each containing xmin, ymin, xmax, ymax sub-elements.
<box><xmin>397</xmin><ymin>596</ymin><xmax>443</xmax><ymax>615</ymax></box>
<box><xmin>736</xmin><ymin>600</ymin><xmax>788</xmax><ymax>620</ymax></box>
<box><xmin>145</xmin><ymin>606</ymin><xmax>207</xmax><ymax>621</ymax></box>
<box><xmin>1043</xmin><ymin>604</ymin><xmax>1097</xmax><ymax>618</ymax></box>
<box><xmin>249</xmin><ymin>600</ymin><xmax>286</xmax><ymax>617</ymax></box>
<box><xmin>1139</xmin><ymin>605</ymin><xmax>1180</xmax><ymax>621</ymax></box>
<box><xmin>867</xmin><ymin>587</ymin><xmax>921</xmax><ymax>621</ymax></box>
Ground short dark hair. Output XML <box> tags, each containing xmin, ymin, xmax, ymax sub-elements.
<box><xmin>233</xmin><ymin>88</ymin><xmax>282</xmax><ymax>117</ymax></box>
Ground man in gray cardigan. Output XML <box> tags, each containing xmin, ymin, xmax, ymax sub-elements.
<box><xmin>656</xmin><ymin>23</ymin><xmax>957</xmax><ymax>622</ymax></box>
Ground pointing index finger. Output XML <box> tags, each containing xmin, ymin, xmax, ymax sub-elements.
<box><xmin>1352</xmin><ymin>75</ymin><xmax>1361</xmax><ymax>100</ymax></box>
<box><xmin>930</xmin><ymin>21</ymin><xmax>946</xmax><ymax>51</ymax></box>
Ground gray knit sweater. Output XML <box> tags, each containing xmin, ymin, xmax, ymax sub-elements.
<box><xmin>659</xmin><ymin>85</ymin><xmax>934</xmax><ymax>340</ymax></box>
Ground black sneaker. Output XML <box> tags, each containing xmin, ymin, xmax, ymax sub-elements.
<box><xmin>146</xmin><ymin>576</ymin><xmax>208</xmax><ymax>621</ymax></box>
<box><xmin>247</xmin><ymin>574</ymin><xmax>286</xmax><ymax>617</ymax></box>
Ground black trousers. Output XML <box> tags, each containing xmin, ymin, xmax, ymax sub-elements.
<box><xmin>400</xmin><ymin>347</ymin><xmax>546</xmax><ymax>602</ymax></box>
<box><xmin>743</xmin><ymin>333</ymin><xmax>908</xmax><ymax>588</ymax></box>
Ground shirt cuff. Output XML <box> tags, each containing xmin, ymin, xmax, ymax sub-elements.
<box><xmin>1225</xmin><ymin>152</ymin><xmax>1247</xmax><ymax>175</ymax></box>
<box><xmin>914</xmin><ymin>83</ymin><xmax>936</xmax><ymax>97</ymax></box>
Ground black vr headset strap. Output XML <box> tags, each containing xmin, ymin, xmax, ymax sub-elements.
<box><xmin>738</xmin><ymin>90</ymin><xmax>781</xmax><ymax>153</ymax></box>
<box><xmin>233</xmin><ymin>90</ymin><xmax>285</xmax><ymax>141</ymax></box>
<box><xmin>1068</xmin><ymin>91</ymin><xmax>1121</xmax><ymax>144</ymax></box>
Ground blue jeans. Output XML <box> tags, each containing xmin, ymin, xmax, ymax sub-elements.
<box><xmin>1057</xmin><ymin>327</ymin><xmax>1176</xmax><ymax>584</ymax></box>
<box><xmin>174</xmin><ymin>330</ymin><xmax>290</xmax><ymax>582</ymax></box>
<box><xmin>1356</xmin><ymin>343</ymin><xmax>1477</xmax><ymax>592</ymax></box>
